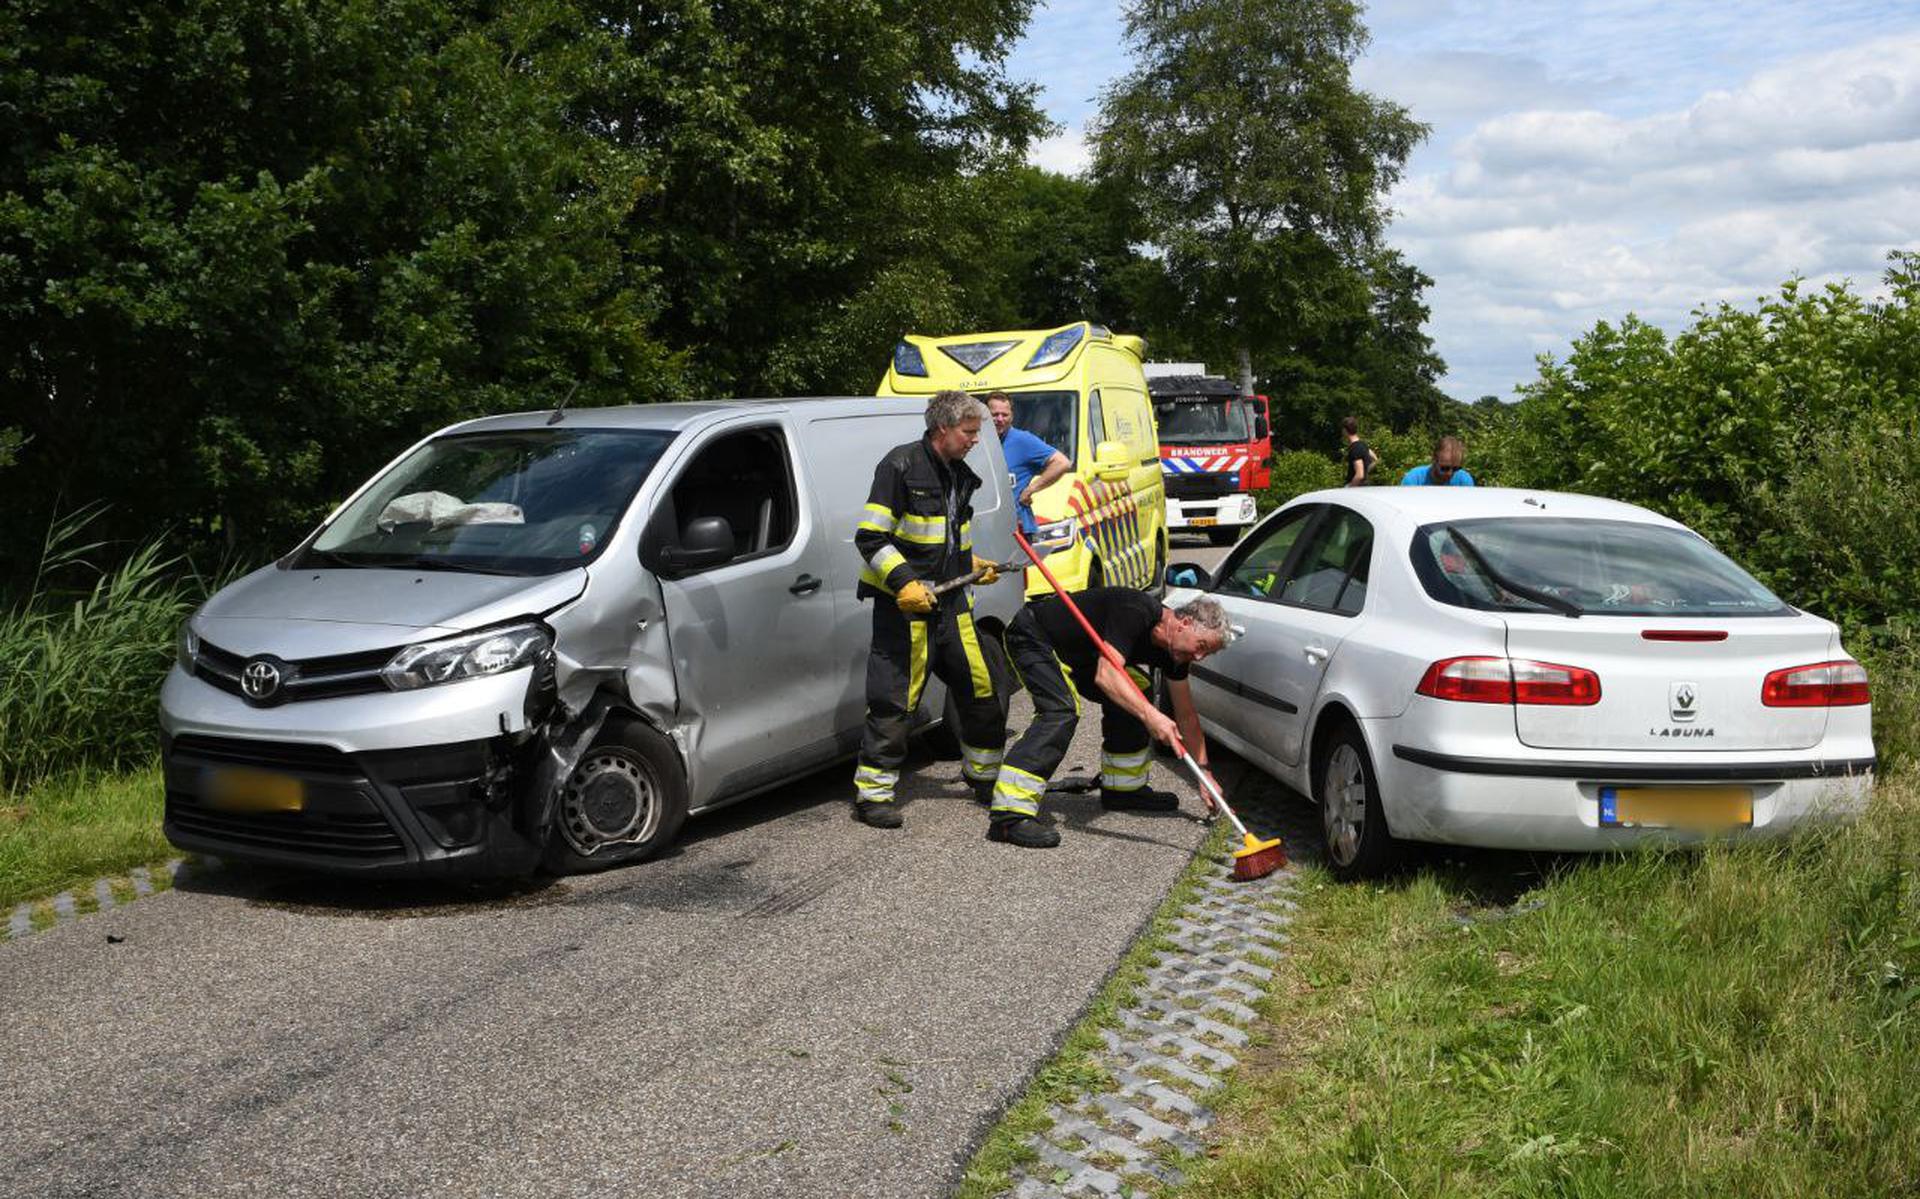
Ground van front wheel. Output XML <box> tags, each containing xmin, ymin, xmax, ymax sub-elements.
<box><xmin>543</xmin><ymin>719</ymin><xmax>688</xmax><ymax>874</ymax></box>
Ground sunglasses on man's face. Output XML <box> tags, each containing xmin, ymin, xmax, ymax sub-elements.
<box><xmin>1434</xmin><ymin>464</ymin><xmax>1459</xmax><ymax>476</ymax></box>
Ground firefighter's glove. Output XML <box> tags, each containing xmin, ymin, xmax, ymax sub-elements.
<box><xmin>972</xmin><ymin>555</ymin><xmax>1001</xmax><ymax>586</ymax></box>
<box><xmin>895</xmin><ymin>579</ymin><xmax>937</xmax><ymax>615</ymax></box>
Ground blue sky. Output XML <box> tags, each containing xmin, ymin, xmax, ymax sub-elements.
<box><xmin>1003</xmin><ymin>0</ymin><xmax>1920</xmax><ymax>402</ymax></box>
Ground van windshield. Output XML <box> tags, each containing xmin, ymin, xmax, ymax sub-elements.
<box><xmin>1154</xmin><ymin>397</ymin><xmax>1251</xmax><ymax>444</ymax></box>
<box><xmin>300</xmin><ymin>428</ymin><xmax>676</xmax><ymax>576</ymax></box>
<box><xmin>995</xmin><ymin>391</ymin><xmax>1077</xmax><ymax>461</ymax></box>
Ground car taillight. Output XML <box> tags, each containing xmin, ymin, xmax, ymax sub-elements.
<box><xmin>1762</xmin><ymin>660</ymin><xmax>1870</xmax><ymax>707</ymax></box>
<box><xmin>1416</xmin><ymin>656</ymin><xmax>1601</xmax><ymax>706</ymax></box>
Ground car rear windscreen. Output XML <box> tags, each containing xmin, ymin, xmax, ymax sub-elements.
<box><xmin>1411</xmin><ymin>517</ymin><xmax>1791</xmax><ymax>618</ymax></box>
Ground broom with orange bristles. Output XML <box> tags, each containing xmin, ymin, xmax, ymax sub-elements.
<box><xmin>1010</xmin><ymin>529</ymin><xmax>1286</xmax><ymax>881</ymax></box>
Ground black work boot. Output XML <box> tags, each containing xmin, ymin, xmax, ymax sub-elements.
<box><xmin>855</xmin><ymin>800</ymin><xmax>903</xmax><ymax>829</ymax></box>
<box><xmin>1100</xmin><ymin>786</ymin><xmax>1180</xmax><ymax>813</ymax></box>
<box><xmin>968</xmin><ymin>778</ymin><xmax>995</xmax><ymax>806</ymax></box>
<box><xmin>987</xmin><ymin>816</ymin><xmax>1061</xmax><ymax>848</ymax></box>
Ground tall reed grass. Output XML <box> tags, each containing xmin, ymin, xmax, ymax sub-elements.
<box><xmin>0</xmin><ymin>510</ymin><xmax>206</xmax><ymax>791</ymax></box>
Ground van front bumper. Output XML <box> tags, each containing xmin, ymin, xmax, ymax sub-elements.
<box><xmin>162</xmin><ymin>730</ymin><xmax>544</xmax><ymax>877</ymax></box>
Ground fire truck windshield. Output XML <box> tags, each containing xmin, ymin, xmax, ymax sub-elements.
<box><xmin>1154</xmin><ymin>397</ymin><xmax>1252</xmax><ymax>444</ymax></box>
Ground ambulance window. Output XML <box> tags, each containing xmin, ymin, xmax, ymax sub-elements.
<box><xmin>1087</xmin><ymin>390</ymin><xmax>1106</xmax><ymax>447</ymax></box>
<box><xmin>668</xmin><ymin>427</ymin><xmax>797</xmax><ymax>565</ymax></box>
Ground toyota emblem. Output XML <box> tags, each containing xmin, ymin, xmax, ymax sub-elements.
<box><xmin>241</xmin><ymin>658</ymin><xmax>285</xmax><ymax>703</ymax></box>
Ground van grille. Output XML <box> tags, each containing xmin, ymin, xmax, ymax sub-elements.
<box><xmin>191</xmin><ymin>640</ymin><xmax>395</xmax><ymax>705</ymax></box>
<box><xmin>164</xmin><ymin>735</ymin><xmax>407</xmax><ymax>862</ymax></box>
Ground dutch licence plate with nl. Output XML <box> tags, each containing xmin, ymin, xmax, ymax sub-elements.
<box><xmin>1599</xmin><ymin>786</ymin><xmax>1751</xmax><ymax>830</ymax></box>
<box><xmin>205</xmin><ymin>767</ymin><xmax>305</xmax><ymax>813</ymax></box>
<box><xmin>1190</xmin><ymin>516</ymin><xmax>1217</xmax><ymax>527</ymax></box>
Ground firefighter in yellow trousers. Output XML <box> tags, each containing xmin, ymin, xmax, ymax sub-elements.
<box><xmin>851</xmin><ymin>390</ymin><xmax>1008</xmax><ymax>828</ymax></box>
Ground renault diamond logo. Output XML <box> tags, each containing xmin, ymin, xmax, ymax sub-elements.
<box><xmin>1670</xmin><ymin>681</ymin><xmax>1698</xmax><ymax>723</ymax></box>
<box><xmin>241</xmin><ymin>657</ymin><xmax>286</xmax><ymax>704</ymax></box>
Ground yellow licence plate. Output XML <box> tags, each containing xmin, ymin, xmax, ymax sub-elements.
<box><xmin>205</xmin><ymin>768</ymin><xmax>305</xmax><ymax>813</ymax></box>
<box><xmin>1600</xmin><ymin>786</ymin><xmax>1751</xmax><ymax>830</ymax></box>
<box><xmin>1190</xmin><ymin>516</ymin><xmax>1217</xmax><ymax>527</ymax></box>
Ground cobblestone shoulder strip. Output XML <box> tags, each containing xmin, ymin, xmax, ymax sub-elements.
<box><xmin>994</xmin><ymin>784</ymin><xmax>1311</xmax><ymax>1199</ymax></box>
<box><xmin>4</xmin><ymin>858</ymin><xmax>184</xmax><ymax>941</ymax></box>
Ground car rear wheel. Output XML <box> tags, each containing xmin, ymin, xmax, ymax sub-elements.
<box><xmin>1316</xmin><ymin>725</ymin><xmax>1398</xmax><ymax>880</ymax></box>
<box><xmin>543</xmin><ymin>719</ymin><xmax>688</xmax><ymax>874</ymax></box>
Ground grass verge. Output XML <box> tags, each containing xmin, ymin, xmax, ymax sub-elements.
<box><xmin>1177</xmin><ymin>773</ymin><xmax>1920</xmax><ymax>1198</ymax></box>
<box><xmin>953</xmin><ymin>821</ymin><xmax>1235</xmax><ymax>1198</ymax></box>
<box><xmin>0</xmin><ymin>762</ymin><xmax>170</xmax><ymax>909</ymax></box>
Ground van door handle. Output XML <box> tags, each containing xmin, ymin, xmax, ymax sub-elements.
<box><xmin>789</xmin><ymin>574</ymin><xmax>823</xmax><ymax>595</ymax></box>
<box><xmin>1304</xmin><ymin>644</ymin><xmax>1330</xmax><ymax>661</ymax></box>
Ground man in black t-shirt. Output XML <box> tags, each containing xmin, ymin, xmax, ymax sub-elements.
<box><xmin>980</xmin><ymin>588</ymin><xmax>1234</xmax><ymax>848</ymax></box>
<box><xmin>1342</xmin><ymin>415</ymin><xmax>1376</xmax><ymax>486</ymax></box>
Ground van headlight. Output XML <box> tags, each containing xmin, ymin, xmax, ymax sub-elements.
<box><xmin>381</xmin><ymin>624</ymin><xmax>551</xmax><ymax>691</ymax></box>
<box><xmin>176</xmin><ymin>622</ymin><xmax>201</xmax><ymax>671</ymax></box>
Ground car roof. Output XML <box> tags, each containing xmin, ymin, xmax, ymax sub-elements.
<box><xmin>1287</xmin><ymin>486</ymin><xmax>1687</xmax><ymax>530</ymax></box>
<box><xmin>441</xmin><ymin>396</ymin><xmax>929</xmax><ymax>436</ymax></box>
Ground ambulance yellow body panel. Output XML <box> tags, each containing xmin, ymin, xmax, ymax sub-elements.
<box><xmin>878</xmin><ymin>322</ymin><xmax>1168</xmax><ymax>596</ymax></box>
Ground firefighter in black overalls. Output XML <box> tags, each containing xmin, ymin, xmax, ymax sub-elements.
<box><xmin>851</xmin><ymin>391</ymin><xmax>1008</xmax><ymax>828</ymax></box>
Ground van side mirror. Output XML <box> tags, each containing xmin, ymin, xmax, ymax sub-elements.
<box><xmin>1093</xmin><ymin>439</ymin><xmax>1131</xmax><ymax>481</ymax></box>
<box><xmin>1167</xmin><ymin>562</ymin><xmax>1212</xmax><ymax>590</ymax></box>
<box><xmin>1254</xmin><ymin>414</ymin><xmax>1269</xmax><ymax>440</ymax></box>
<box><xmin>657</xmin><ymin>516</ymin><xmax>736</xmax><ymax>576</ymax></box>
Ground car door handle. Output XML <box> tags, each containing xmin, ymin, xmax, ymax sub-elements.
<box><xmin>789</xmin><ymin>574</ymin><xmax>823</xmax><ymax>595</ymax></box>
<box><xmin>1303</xmin><ymin>644</ymin><xmax>1330</xmax><ymax>661</ymax></box>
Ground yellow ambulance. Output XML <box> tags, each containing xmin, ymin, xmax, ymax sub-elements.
<box><xmin>878</xmin><ymin>321</ymin><xmax>1168</xmax><ymax>596</ymax></box>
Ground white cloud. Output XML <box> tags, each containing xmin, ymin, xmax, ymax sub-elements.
<box><xmin>1387</xmin><ymin>30</ymin><xmax>1920</xmax><ymax>399</ymax></box>
<box><xmin>1029</xmin><ymin>127</ymin><xmax>1093</xmax><ymax>176</ymax></box>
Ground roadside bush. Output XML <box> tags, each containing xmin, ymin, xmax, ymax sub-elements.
<box><xmin>0</xmin><ymin>512</ymin><xmax>204</xmax><ymax>790</ymax></box>
<box><xmin>1258</xmin><ymin>450</ymin><xmax>1342</xmax><ymax>512</ymax></box>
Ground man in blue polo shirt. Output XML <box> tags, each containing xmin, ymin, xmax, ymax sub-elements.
<box><xmin>1401</xmin><ymin>435</ymin><xmax>1476</xmax><ymax>486</ymax></box>
<box><xmin>985</xmin><ymin>392</ymin><xmax>1071</xmax><ymax>533</ymax></box>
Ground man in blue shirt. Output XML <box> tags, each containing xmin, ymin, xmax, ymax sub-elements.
<box><xmin>985</xmin><ymin>392</ymin><xmax>1071</xmax><ymax>533</ymax></box>
<box><xmin>1401</xmin><ymin>435</ymin><xmax>1476</xmax><ymax>486</ymax></box>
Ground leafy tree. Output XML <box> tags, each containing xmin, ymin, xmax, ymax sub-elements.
<box><xmin>1091</xmin><ymin>0</ymin><xmax>1426</xmax><ymax>397</ymax></box>
<box><xmin>577</xmin><ymin>0</ymin><xmax>1045</xmax><ymax>396</ymax></box>
<box><xmin>0</xmin><ymin>0</ymin><xmax>671</xmax><ymax>564</ymax></box>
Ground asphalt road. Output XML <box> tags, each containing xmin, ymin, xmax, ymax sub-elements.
<box><xmin>0</xmin><ymin>705</ymin><xmax>1234</xmax><ymax>1197</ymax></box>
<box><xmin>2</xmin><ymin>543</ymin><xmax>1248</xmax><ymax>1199</ymax></box>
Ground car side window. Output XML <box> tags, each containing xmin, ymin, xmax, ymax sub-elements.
<box><xmin>666</xmin><ymin>426</ymin><xmax>797</xmax><ymax>568</ymax></box>
<box><xmin>1216</xmin><ymin>508</ymin><xmax>1316</xmax><ymax>600</ymax></box>
<box><xmin>1279</xmin><ymin>508</ymin><xmax>1373</xmax><ymax>614</ymax></box>
<box><xmin>1087</xmin><ymin>389</ymin><xmax>1106</xmax><ymax>449</ymax></box>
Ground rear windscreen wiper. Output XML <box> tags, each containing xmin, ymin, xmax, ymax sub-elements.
<box><xmin>1444</xmin><ymin>526</ymin><xmax>1582</xmax><ymax>618</ymax></box>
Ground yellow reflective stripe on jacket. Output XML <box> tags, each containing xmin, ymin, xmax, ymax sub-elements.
<box><xmin>906</xmin><ymin>620</ymin><xmax>931</xmax><ymax>712</ymax></box>
<box><xmin>958</xmin><ymin>520</ymin><xmax>973</xmax><ymax>554</ymax></box>
<box><xmin>990</xmin><ymin>763</ymin><xmax>1046</xmax><ymax>818</ymax></box>
<box><xmin>866</xmin><ymin>543</ymin><xmax>908</xmax><ymax>578</ymax></box>
<box><xmin>858</xmin><ymin>565</ymin><xmax>896</xmax><ymax>595</ymax></box>
<box><xmin>858</xmin><ymin>502</ymin><xmax>900</xmax><ymax>536</ymax></box>
<box><xmin>894</xmin><ymin>512</ymin><xmax>947</xmax><ymax>545</ymax></box>
<box><xmin>956</xmin><ymin>611</ymin><xmax>993</xmax><ymax>699</ymax></box>
<box><xmin>1101</xmin><ymin>747</ymin><xmax>1152</xmax><ymax>790</ymax></box>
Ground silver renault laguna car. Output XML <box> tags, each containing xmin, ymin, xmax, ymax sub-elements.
<box><xmin>161</xmin><ymin>398</ymin><xmax>1024</xmax><ymax>878</ymax></box>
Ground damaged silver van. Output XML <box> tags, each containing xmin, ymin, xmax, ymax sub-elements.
<box><xmin>160</xmin><ymin>398</ymin><xmax>1024</xmax><ymax>877</ymax></box>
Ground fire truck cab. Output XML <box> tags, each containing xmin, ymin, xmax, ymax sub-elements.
<box><xmin>1146</xmin><ymin>370</ymin><xmax>1272</xmax><ymax>546</ymax></box>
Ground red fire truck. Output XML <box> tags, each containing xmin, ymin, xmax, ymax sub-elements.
<box><xmin>1146</xmin><ymin>371</ymin><xmax>1272</xmax><ymax>546</ymax></box>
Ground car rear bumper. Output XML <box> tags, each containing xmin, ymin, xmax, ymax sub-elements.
<box><xmin>1378</xmin><ymin>743</ymin><xmax>1875</xmax><ymax>851</ymax></box>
